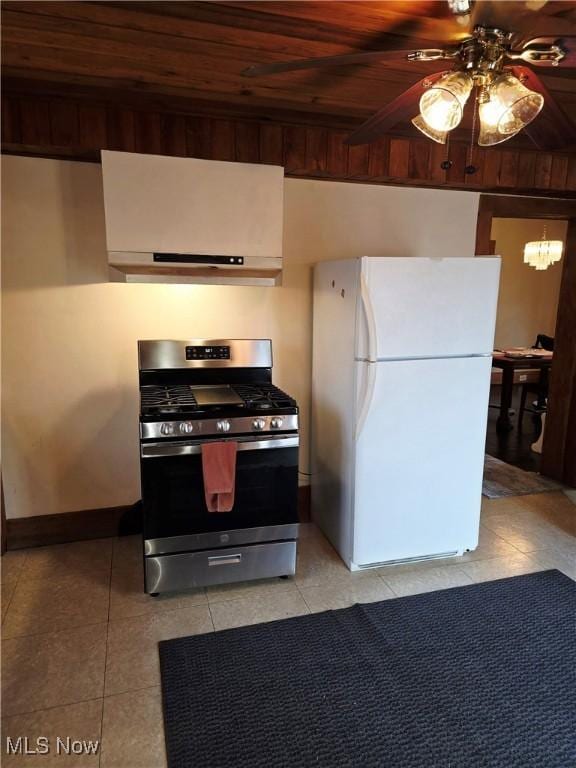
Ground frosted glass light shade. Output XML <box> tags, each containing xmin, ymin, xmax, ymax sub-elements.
<box><xmin>478</xmin><ymin>73</ymin><xmax>544</xmax><ymax>146</ymax></box>
<box><xmin>523</xmin><ymin>240</ymin><xmax>563</xmax><ymax>270</ymax></box>
<box><xmin>418</xmin><ymin>71</ymin><xmax>473</xmax><ymax>132</ymax></box>
<box><xmin>477</xmin><ymin>111</ymin><xmax>523</xmax><ymax>146</ymax></box>
<box><xmin>411</xmin><ymin>114</ymin><xmax>447</xmax><ymax>144</ymax></box>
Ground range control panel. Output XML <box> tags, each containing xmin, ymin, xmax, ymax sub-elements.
<box><xmin>186</xmin><ymin>345</ymin><xmax>231</xmax><ymax>361</ymax></box>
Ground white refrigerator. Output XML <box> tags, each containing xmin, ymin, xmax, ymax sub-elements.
<box><xmin>311</xmin><ymin>256</ymin><xmax>501</xmax><ymax>571</ymax></box>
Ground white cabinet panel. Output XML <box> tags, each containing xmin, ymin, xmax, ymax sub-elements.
<box><xmin>101</xmin><ymin>151</ymin><xmax>283</xmax><ymax>259</ymax></box>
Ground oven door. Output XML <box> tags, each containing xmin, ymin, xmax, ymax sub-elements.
<box><xmin>141</xmin><ymin>434</ymin><xmax>299</xmax><ymax>555</ymax></box>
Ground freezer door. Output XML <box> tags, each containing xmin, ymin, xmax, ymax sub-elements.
<box><xmin>357</xmin><ymin>257</ymin><xmax>500</xmax><ymax>360</ymax></box>
<box><xmin>352</xmin><ymin>356</ymin><xmax>491</xmax><ymax>567</ymax></box>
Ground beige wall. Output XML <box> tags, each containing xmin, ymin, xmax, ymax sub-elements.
<box><xmin>1</xmin><ymin>155</ymin><xmax>480</xmax><ymax>519</ymax></box>
<box><xmin>491</xmin><ymin>217</ymin><xmax>566</xmax><ymax>350</ymax></box>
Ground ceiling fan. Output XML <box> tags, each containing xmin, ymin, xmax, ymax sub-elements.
<box><xmin>242</xmin><ymin>2</ymin><xmax>576</xmax><ymax>151</ymax></box>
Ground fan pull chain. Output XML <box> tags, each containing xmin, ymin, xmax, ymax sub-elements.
<box><xmin>440</xmin><ymin>132</ymin><xmax>452</xmax><ymax>171</ymax></box>
<box><xmin>465</xmin><ymin>95</ymin><xmax>478</xmax><ymax>175</ymax></box>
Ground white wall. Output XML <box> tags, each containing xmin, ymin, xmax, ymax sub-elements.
<box><xmin>1</xmin><ymin>156</ymin><xmax>480</xmax><ymax>519</ymax></box>
<box><xmin>491</xmin><ymin>217</ymin><xmax>566</xmax><ymax>349</ymax></box>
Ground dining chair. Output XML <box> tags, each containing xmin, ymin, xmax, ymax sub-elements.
<box><xmin>518</xmin><ymin>335</ymin><xmax>553</xmax><ymax>428</ymax></box>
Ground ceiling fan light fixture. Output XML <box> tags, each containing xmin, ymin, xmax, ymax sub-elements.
<box><xmin>418</xmin><ymin>71</ymin><xmax>473</xmax><ymax>132</ymax></box>
<box><xmin>447</xmin><ymin>0</ymin><xmax>472</xmax><ymax>15</ymax></box>
<box><xmin>447</xmin><ymin>0</ymin><xmax>472</xmax><ymax>23</ymax></box>
<box><xmin>411</xmin><ymin>114</ymin><xmax>448</xmax><ymax>143</ymax></box>
<box><xmin>478</xmin><ymin>72</ymin><xmax>544</xmax><ymax>145</ymax></box>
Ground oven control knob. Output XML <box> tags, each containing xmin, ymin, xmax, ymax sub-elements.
<box><xmin>216</xmin><ymin>419</ymin><xmax>231</xmax><ymax>433</ymax></box>
<box><xmin>179</xmin><ymin>422</ymin><xmax>194</xmax><ymax>434</ymax></box>
<box><xmin>270</xmin><ymin>417</ymin><xmax>284</xmax><ymax>429</ymax></box>
<box><xmin>252</xmin><ymin>418</ymin><xmax>266</xmax><ymax>431</ymax></box>
<box><xmin>160</xmin><ymin>423</ymin><xmax>175</xmax><ymax>436</ymax></box>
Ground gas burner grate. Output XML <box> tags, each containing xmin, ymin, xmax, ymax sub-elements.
<box><xmin>140</xmin><ymin>382</ymin><xmax>297</xmax><ymax>414</ymax></box>
<box><xmin>233</xmin><ymin>384</ymin><xmax>296</xmax><ymax>410</ymax></box>
<box><xmin>140</xmin><ymin>385</ymin><xmax>199</xmax><ymax>412</ymax></box>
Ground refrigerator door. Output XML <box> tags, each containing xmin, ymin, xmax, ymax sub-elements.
<box><xmin>352</xmin><ymin>355</ymin><xmax>491</xmax><ymax>568</ymax></box>
<box><xmin>357</xmin><ymin>257</ymin><xmax>500</xmax><ymax>361</ymax></box>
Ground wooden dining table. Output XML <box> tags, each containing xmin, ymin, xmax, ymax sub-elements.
<box><xmin>492</xmin><ymin>352</ymin><xmax>553</xmax><ymax>432</ymax></box>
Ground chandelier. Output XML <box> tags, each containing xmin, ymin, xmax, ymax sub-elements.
<box><xmin>523</xmin><ymin>226</ymin><xmax>563</xmax><ymax>271</ymax></box>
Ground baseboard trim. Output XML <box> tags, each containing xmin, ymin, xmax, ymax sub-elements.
<box><xmin>6</xmin><ymin>486</ymin><xmax>312</xmax><ymax>550</ymax></box>
<box><xmin>6</xmin><ymin>505</ymin><xmax>136</xmax><ymax>550</ymax></box>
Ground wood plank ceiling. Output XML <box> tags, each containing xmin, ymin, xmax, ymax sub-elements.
<box><xmin>2</xmin><ymin>0</ymin><xmax>576</xmax><ymax>142</ymax></box>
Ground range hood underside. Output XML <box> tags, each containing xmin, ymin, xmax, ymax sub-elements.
<box><xmin>108</xmin><ymin>252</ymin><xmax>282</xmax><ymax>286</ymax></box>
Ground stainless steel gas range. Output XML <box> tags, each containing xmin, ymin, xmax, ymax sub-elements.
<box><xmin>138</xmin><ymin>339</ymin><xmax>299</xmax><ymax>595</ymax></box>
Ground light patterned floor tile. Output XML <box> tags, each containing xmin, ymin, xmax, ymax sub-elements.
<box><xmin>480</xmin><ymin>495</ymin><xmax>531</xmax><ymax>518</ymax></box>
<box><xmin>295</xmin><ymin>537</ymin><xmax>371</xmax><ymax>589</ymax></box>
<box><xmin>564</xmin><ymin>489</ymin><xmax>576</xmax><ymax>505</ymax></box>
<box><xmin>101</xmin><ymin>687</ymin><xmax>166</xmax><ymax>768</ymax></box>
<box><xmin>0</xmin><ymin>485</ymin><xmax>573</xmax><ymax>768</ymax></box>
<box><xmin>1</xmin><ymin>699</ymin><xmax>103</xmax><ymax>767</ymax></box>
<box><xmin>460</xmin><ymin>552</ymin><xmax>544</xmax><ymax>583</ymax></box>
<box><xmin>109</xmin><ymin>559</ymin><xmax>206</xmax><ymax>620</ymax></box>
<box><xmin>20</xmin><ymin>539</ymin><xmax>113</xmax><ymax>583</ymax></box>
<box><xmin>2</xmin><ymin>579</ymin><xmax>17</xmax><ymax>622</ymax></box>
<box><xmin>105</xmin><ymin>606</ymin><xmax>213</xmax><ymax>696</ymax></box>
<box><xmin>481</xmin><ymin>513</ymin><xmax>571</xmax><ymax>553</ymax></box>
<box><xmin>206</xmin><ymin>576</ymin><xmax>297</xmax><ymax>605</ymax></box>
<box><xmin>299</xmin><ymin>576</ymin><xmax>395</xmax><ymax>613</ymax></box>
<box><xmin>380</xmin><ymin>565</ymin><xmax>474</xmax><ymax>598</ymax></box>
<box><xmin>3</xmin><ymin>570</ymin><xmax>110</xmax><ymax>639</ymax></box>
<box><xmin>530</xmin><ymin>548</ymin><xmax>576</xmax><ymax>580</ymax></box>
<box><xmin>1</xmin><ymin>551</ymin><xmax>28</xmax><ymax>585</ymax></box>
<box><xmin>298</xmin><ymin>522</ymin><xmax>325</xmax><ymax>541</ymax></box>
<box><xmin>460</xmin><ymin>525</ymin><xmax>521</xmax><ymax>561</ymax></box>
<box><xmin>547</xmin><ymin>537</ymin><xmax>576</xmax><ymax>559</ymax></box>
<box><xmin>111</xmin><ymin>536</ymin><xmax>141</xmax><ymax>571</ymax></box>
<box><xmin>2</xmin><ymin>623</ymin><xmax>107</xmax><ymax>716</ymax></box>
<box><xmin>520</xmin><ymin>491</ymin><xmax>576</xmax><ymax>517</ymax></box>
<box><xmin>210</xmin><ymin>590</ymin><xmax>309</xmax><ymax>631</ymax></box>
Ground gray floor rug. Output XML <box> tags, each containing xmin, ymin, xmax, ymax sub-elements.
<box><xmin>159</xmin><ymin>570</ymin><xmax>576</xmax><ymax>768</ymax></box>
<box><xmin>483</xmin><ymin>454</ymin><xmax>563</xmax><ymax>498</ymax></box>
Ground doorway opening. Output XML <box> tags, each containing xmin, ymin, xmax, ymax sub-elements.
<box><xmin>486</xmin><ymin>216</ymin><xmax>568</xmax><ymax>473</ymax></box>
<box><xmin>476</xmin><ymin>194</ymin><xmax>576</xmax><ymax>490</ymax></box>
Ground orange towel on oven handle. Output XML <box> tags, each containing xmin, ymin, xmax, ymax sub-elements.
<box><xmin>201</xmin><ymin>441</ymin><xmax>238</xmax><ymax>513</ymax></box>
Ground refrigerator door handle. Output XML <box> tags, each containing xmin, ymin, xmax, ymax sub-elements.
<box><xmin>355</xmin><ymin>362</ymin><xmax>377</xmax><ymax>440</ymax></box>
<box><xmin>360</xmin><ymin>273</ymin><xmax>378</xmax><ymax>362</ymax></box>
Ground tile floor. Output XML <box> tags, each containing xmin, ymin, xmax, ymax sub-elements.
<box><xmin>1</xmin><ymin>491</ymin><xmax>574</xmax><ymax>767</ymax></box>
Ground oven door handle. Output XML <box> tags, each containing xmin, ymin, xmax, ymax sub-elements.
<box><xmin>141</xmin><ymin>435</ymin><xmax>299</xmax><ymax>458</ymax></box>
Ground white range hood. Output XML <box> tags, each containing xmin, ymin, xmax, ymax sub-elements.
<box><xmin>101</xmin><ymin>151</ymin><xmax>284</xmax><ymax>286</ymax></box>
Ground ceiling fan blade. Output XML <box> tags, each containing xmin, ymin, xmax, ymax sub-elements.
<box><xmin>345</xmin><ymin>71</ymin><xmax>448</xmax><ymax>146</ymax></box>
<box><xmin>511</xmin><ymin>65</ymin><xmax>576</xmax><ymax>148</ymax></box>
<box><xmin>470</xmin><ymin>1</ymin><xmax>526</xmax><ymax>35</ymax></box>
<box><xmin>519</xmin><ymin>36</ymin><xmax>576</xmax><ymax>66</ymax></box>
<box><xmin>242</xmin><ymin>49</ymin><xmax>451</xmax><ymax>78</ymax></box>
<box><xmin>471</xmin><ymin>0</ymin><xmax>576</xmax><ymax>44</ymax></box>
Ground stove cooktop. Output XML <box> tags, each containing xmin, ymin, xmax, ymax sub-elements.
<box><xmin>140</xmin><ymin>382</ymin><xmax>297</xmax><ymax>419</ymax></box>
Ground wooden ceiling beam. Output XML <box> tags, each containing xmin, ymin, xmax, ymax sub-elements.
<box><xmin>1</xmin><ymin>73</ymin><xmax>571</xmax><ymax>152</ymax></box>
<box><xmin>2</xmin><ymin>87</ymin><xmax>575</xmax><ymax>197</ymax></box>
<box><xmin>1</xmin><ymin>74</ymin><xmax>362</xmax><ymax>130</ymax></box>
